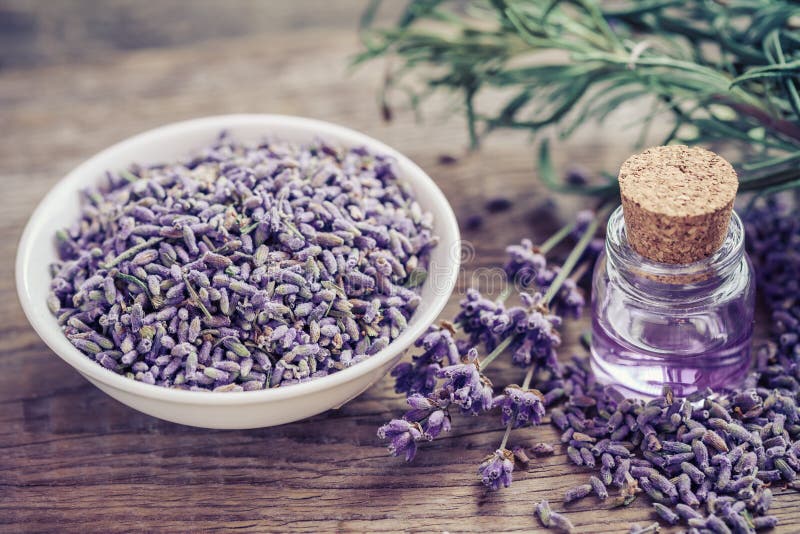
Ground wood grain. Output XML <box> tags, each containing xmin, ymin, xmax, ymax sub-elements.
<box><xmin>0</xmin><ymin>2</ymin><xmax>795</xmax><ymax>532</ymax></box>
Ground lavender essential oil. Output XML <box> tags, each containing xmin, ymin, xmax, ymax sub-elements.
<box><xmin>590</xmin><ymin>146</ymin><xmax>755</xmax><ymax>397</ymax></box>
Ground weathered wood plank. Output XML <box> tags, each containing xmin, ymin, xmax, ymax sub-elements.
<box><xmin>0</xmin><ymin>2</ymin><xmax>794</xmax><ymax>533</ymax></box>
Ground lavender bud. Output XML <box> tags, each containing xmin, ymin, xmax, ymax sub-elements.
<box><xmin>131</xmin><ymin>249</ymin><xmax>159</xmax><ymax>266</ymax></box>
<box><xmin>652</xmin><ymin>503</ymin><xmax>679</xmax><ymax>525</ymax></box>
<box><xmin>775</xmin><ymin>458</ymin><xmax>796</xmax><ymax>481</ymax></box>
<box><xmin>693</xmin><ymin>439</ymin><xmax>710</xmax><ymax>469</ymax></box>
<box><xmin>534</xmin><ymin>500</ymin><xmax>552</xmax><ymax>528</ymax></box>
<box><xmin>675</xmin><ymin>503</ymin><xmax>702</xmax><ymax>521</ymax></box>
<box><xmin>548</xmin><ymin>511</ymin><xmax>575</xmax><ymax>534</ymax></box>
<box><xmin>752</xmin><ymin>515</ymin><xmax>779</xmax><ymax>530</ymax></box>
<box><xmin>706</xmin><ymin>514</ymin><xmax>732</xmax><ymax>534</ymax></box>
<box><xmin>703</xmin><ymin>430</ymin><xmax>729</xmax><ymax>452</ymax></box>
<box><xmin>530</xmin><ymin>442</ymin><xmax>555</xmax><ymax>456</ymax></box>
<box><xmin>589</xmin><ymin>476</ymin><xmax>608</xmax><ymax>500</ymax></box>
<box><xmin>564</xmin><ymin>484</ymin><xmax>592</xmax><ymax>503</ymax></box>
<box><xmin>680</xmin><ymin>461</ymin><xmax>705</xmax><ymax>485</ymax></box>
<box><xmin>580</xmin><ymin>447</ymin><xmax>595</xmax><ymax>468</ymax></box>
<box><xmin>566</xmin><ymin>446</ymin><xmax>583</xmax><ymax>466</ymax></box>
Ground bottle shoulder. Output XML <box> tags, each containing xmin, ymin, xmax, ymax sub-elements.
<box><xmin>593</xmin><ymin>250</ymin><xmax>754</xmax><ymax>310</ymax></box>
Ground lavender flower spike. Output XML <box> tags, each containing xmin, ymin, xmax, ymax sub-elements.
<box><xmin>377</xmin><ymin>419</ymin><xmax>424</xmax><ymax>462</ymax></box>
<box><xmin>478</xmin><ymin>448</ymin><xmax>514</xmax><ymax>490</ymax></box>
<box><xmin>493</xmin><ymin>385</ymin><xmax>546</xmax><ymax>428</ymax></box>
<box><xmin>436</xmin><ymin>348</ymin><xmax>493</xmax><ymax>415</ymax></box>
<box><xmin>510</xmin><ymin>301</ymin><xmax>562</xmax><ymax>370</ymax></box>
<box><xmin>504</xmin><ymin>239</ymin><xmax>549</xmax><ymax>287</ymax></box>
<box><xmin>392</xmin><ymin>323</ymin><xmax>460</xmax><ymax>396</ymax></box>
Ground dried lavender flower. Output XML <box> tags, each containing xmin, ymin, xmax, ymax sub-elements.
<box><xmin>752</xmin><ymin>515</ymin><xmax>779</xmax><ymax>530</ymax></box>
<box><xmin>48</xmin><ymin>134</ymin><xmax>436</xmax><ymax>390</ymax></box>
<box><xmin>564</xmin><ymin>483</ymin><xmax>592</xmax><ymax>503</ymax></box>
<box><xmin>377</xmin><ymin>419</ymin><xmax>424</xmax><ymax>462</ymax></box>
<box><xmin>534</xmin><ymin>500</ymin><xmax>552</xmax><ymax>527</ymax></box>
<box><xmin>589</xmin><ymin>475</ymin><xmax>608</xmax><ymax>500</ymax></box>
<box><xmin>548</xmin><ymin>511</ymin><xmax>575</xmax><ymax>534</ymax></box>
<box><xmin>478</xmin><ymin>448</ymin><xmax>514</xmax><ymax>490</ymax></box>
<box><xmin>530</xmin><ymin>442</ymin><xmax>555</xmax><ymax>456</ymax></box>
<box><xmin>629</xmin><ymin>523</ymin><xmax>660</xmax><ymax>534</ymax></box>
<box><xmin>493</xmin><ymin>385</ymin><xmax>545</xmax><ymax>428</ymax></box>
<box><xmin>376</xmin><ymin>199</ymin><xmax>800</xmax><ymax>532</ymax></box>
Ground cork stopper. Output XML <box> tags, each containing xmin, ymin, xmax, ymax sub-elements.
<box><xmin>618</xmin><ymin>145</ymin><xmax>738</xmax><ymax>265</ymax></box>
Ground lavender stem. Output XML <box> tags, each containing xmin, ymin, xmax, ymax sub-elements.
<box><xmin>499</xmin><ymin>366</ymin><xmax>535</xmax><ymax>450</ymax></box>
<box><xmin>478</xmin><ymin>334</ymin><xmax>515</xmax><ymax>372</ymax></box>
<box><xmin>182</xmin><ymin>274</ymin><xmax>212</xmax><ymax>320</ymax></box>
<box><xmin>480</xmin><ymin>217</ymin><xmax>601</xmax><ymax>372</ymax></box>
<box><xmin>542</xmin><ymin>208</ymin><xmax>606</xmax><ymax>306</ymax></box>
<box><xmin>495</xmin><ymin>285</ymin><xmax>513</xmax><ymax>304</ymax></box>
<box><xmin>568</xmin><ymin>261</ymin><xmax>591</xmax><ymax>283</ymax></box>
<box><xmin>102</xmin><ymin>237</ymin><xmax>163</xmax><ymax>269</ymax></box>
<box><xmin>539</xmin><ymin>221</ymin><xmax>578</xmax><ymax>254</ymax></box>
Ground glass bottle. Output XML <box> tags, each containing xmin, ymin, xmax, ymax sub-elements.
<box><xmin>590</xmin><ymin>206</ymin><xmax>755</xmax><ymax>397</ymax></box>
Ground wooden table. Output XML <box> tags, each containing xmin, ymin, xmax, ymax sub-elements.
<box><xmin>1</xmin><ymin>2</ymin><xmax>795</xmax><ymax>532</ymax></box>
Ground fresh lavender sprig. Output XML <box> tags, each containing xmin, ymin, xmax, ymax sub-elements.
<box><xmin>478</xmin><ymin>366</ymin><xmax>537</xmax><ymax>491</ymax></box>
<box><xmin>378</xmin><ymin>210</ymin><xmax>603</xmax><ymax>491</ymax></box>
<box><xmin>475</xmin><ymin>212</ymin><xmax>603</xmax><ymax>489</ymax></box>
<box><xmin>378</xmin><ymin>343</ymin><xmax>503</xmax><ymax>462</ymax></box>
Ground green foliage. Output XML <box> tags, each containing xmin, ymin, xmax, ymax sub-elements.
<box><xmin>356</xmin><ymin>0</ymin><xmax>800</xmax><ymax>200</ymax></box>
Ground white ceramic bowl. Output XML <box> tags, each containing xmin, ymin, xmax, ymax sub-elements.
<box><xmin>16</xmin><ymin>114</ymin><xmax>460</xmax><ymax>429</ymax></box>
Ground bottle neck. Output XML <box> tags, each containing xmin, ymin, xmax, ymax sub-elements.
<box><xmin>604</xmin><ymin>206</ymin><xmax>745</xmax><ymax>298</ymax></box>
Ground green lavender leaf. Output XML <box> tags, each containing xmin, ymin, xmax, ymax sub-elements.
<box><xmin>356</xmin><ymin>0</ymin><xmax>800</xmax><ymax>197</ymax></box>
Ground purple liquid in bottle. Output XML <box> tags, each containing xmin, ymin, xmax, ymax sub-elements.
<box><xmin>590</xmin><ymin>207</ymin><xmax>755</xmax><ymax>398</ymax></box>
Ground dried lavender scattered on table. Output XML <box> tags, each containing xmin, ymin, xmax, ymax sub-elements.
<box><xmin>48</xmin><ymin>133</ymin><xmax>436</xmax><ymax>391</ymax></box>
<box><xmin>540</xmin><ymin>353</ymin><xmax>789</xmax><ymax>533</ymax></box>
<box><xmin>527</xmin><ymin>200</ymin><xmax>800</xmax><ymax>533</ymax></box>
<box><xmin>380</xmin><ymin>200</ymin><xmax>800</xmax><ymax>532</ymax></box>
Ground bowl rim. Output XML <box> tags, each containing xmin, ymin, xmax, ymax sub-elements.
<box><xmin>16</xmin><ymin>114</ymin><xmax>460</xmax><ymax>406</ymax></box>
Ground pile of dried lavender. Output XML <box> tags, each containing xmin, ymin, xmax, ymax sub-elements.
<box><xmin>48</xmin><ymin>133</ymin><xmax>436</xmax><ymax>391</ymax></box>
<box><xmin>539</xmin><ymin>354</ymin><xmax>789</xmax><ymax>533</ymax></box>
<box><xmin>381</xmin><ymin>198</ymin><xmax>800</xmax><ymax>533</ymax></box>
